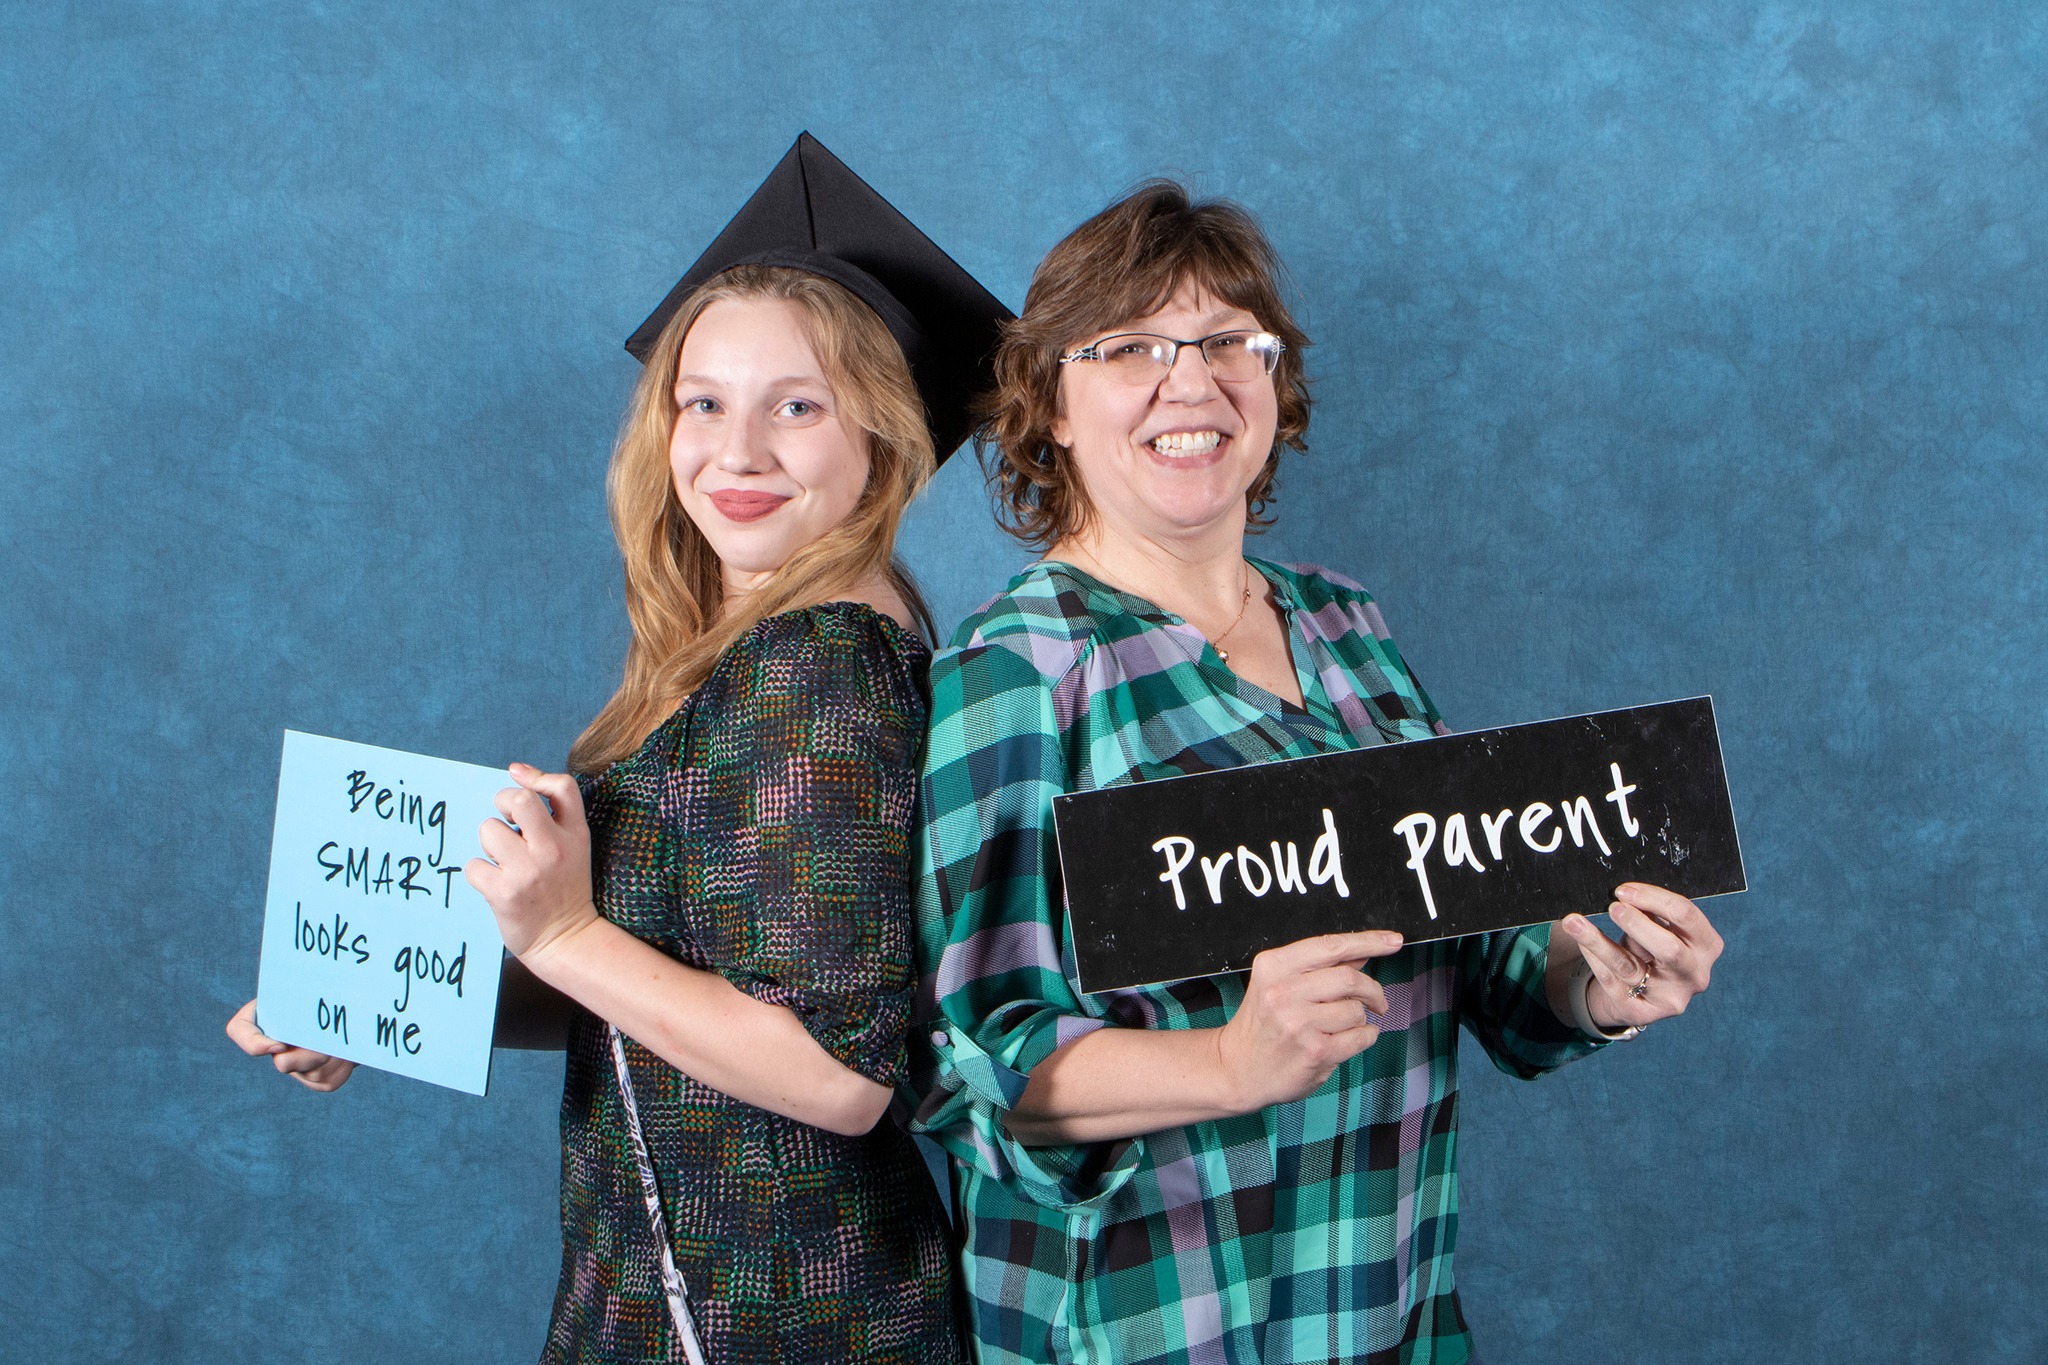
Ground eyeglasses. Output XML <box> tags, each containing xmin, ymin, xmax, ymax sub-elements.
<box><xmin>1058</xmin><ymin>330</ymin><xmax>1286</xmax><ymax>385</ymax></box>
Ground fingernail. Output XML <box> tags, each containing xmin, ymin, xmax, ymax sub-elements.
<box><xmin>266</xmin><ymin>1043</ymin><xmax>287</xmax><ymax>1055</ymax></box>
<box><xmin>1563</xmin><ymin>915</ymin><xmax>1587</xmax><ymax>936</ymax></box>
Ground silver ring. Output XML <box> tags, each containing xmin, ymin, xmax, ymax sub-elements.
<box><xmin>1627</xmin><ymin>964</ymin><xmax>1653</xmax><ymax>1000</ymax></box>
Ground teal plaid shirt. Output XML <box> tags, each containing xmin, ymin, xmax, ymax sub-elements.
<box><xmin>908</xmin><ymin>561</ymin><xmax>1604</xmax><ymax>1365</ymax></box>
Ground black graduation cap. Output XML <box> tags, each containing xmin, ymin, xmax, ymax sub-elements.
<box><xmin>626</xmin><ymin>132</ymin><xmax>1013</xmax><ymax>463</ymax></box>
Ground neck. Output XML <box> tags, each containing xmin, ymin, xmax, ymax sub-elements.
<box><xmin>1053</xmin><ymin>524</ymin><xmax>1250</xmax><ymax>626</ymax></box>
<box><xmin>721</xmin><ymin>560</ymin><xmax>914</xmax><ymax>634</ymax></box>
<box><xmin>720</xmin><ymin>564</ymin><xmax>775</xmax><ymax>603</ymax></box>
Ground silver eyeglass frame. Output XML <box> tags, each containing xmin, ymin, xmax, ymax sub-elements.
<box><xmin>1058</xmin><ymin>329</ymin><xmax>1286</xmax><ymax>380</ymax></box>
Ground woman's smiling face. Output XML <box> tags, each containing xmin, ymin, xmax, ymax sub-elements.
<box><xmin>667</xmin><ymin>296</ymin><xmax>872</xmax><ymax>595</ymax></box>
<box><xmin>1050</xmin><ymin>280</ymin><xmax>1280</xmax><ymax>551</ymax></box>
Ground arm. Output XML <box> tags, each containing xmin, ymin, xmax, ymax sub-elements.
<box><xmin>909</xmin><ymin>632</ymin><xmax>1404</xmax><ymax>1164</ymax></box>
<box><xmin>472</xmin><ymin>759</ymin><xmax>900</xmax><ymax>1137</ymax></box>
<box><xmin>525</xmin><ymin>912</ymin><xmax>892</xmax><ymax>1132</ymax></box>
<box><xmin>1456</xmin><ymin>882</ymin><xmax>1723</xmax><ymax>1082</ymax></box>
<box><xmin>909</xmin><ymin>634</ymin><xmax>1148</xmax><ymax>1204</ymax></box>
<box><xmin>1004</xmin><ymin>930</ymin><xmax>1405</xmax><ymax>1145</ymax></box>
<box><xmin>472</xmin><ymin>621</ymin><xmax>925</xmax><ymax>1138</ymax></box>
<box><xmin>471</xmin><ymin>767</ymin><xmax>894</xmax><ymax>1137</ymax></box>
<box><xmin>238</xmin><ymin>839</ymin><xmax>884</xmax><ymax>1126</ymax></box>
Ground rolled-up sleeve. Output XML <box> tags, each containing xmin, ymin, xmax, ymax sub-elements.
<box><xmin>906</xmin><ymin>636</ymin><xmax>1144</xmax><ymax>1213</ymax></box>
<box><xmin>1457</xmin><ymin>921</ymin><xmax>1607</xmax><ymax>1079</ymax></box>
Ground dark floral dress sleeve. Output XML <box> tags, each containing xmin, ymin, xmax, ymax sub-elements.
<box><xmin>676</xmin><ymin>604</ymin><xmax>929</xmax><ymax>1087</ymax></box>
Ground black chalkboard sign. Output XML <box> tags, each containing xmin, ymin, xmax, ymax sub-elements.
<box><xmin>1052</xmin><ymin>697</ymin><xmax>1744</xmax><ymax>994</ymax></box>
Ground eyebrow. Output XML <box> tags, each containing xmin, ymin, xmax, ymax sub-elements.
<box><xmin>672</xmin><ymin>374</ymin><xmax>832</xmax><ymax>391</ymax></box>
<box><xmin>1107</xmin><ymin>313</ymin><xmax>1260</xmax><ymax>338</ymax></box>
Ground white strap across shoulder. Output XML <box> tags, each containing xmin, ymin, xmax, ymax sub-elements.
<box><xmin>608</xmin><ymin>1025</ymin><xmax>710</xmax><ymax>1365</ymax></box>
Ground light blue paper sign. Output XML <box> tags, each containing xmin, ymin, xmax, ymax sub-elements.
<box><xmin>255</xmin><ymin>731</ymin><xmax>511</xmax><ymax>1095</ymax></box>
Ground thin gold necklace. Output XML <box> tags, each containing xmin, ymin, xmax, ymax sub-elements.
<box><xmin>1212</xmin><ymin>562</ymin><xmax>1254</xmax><ymax>663</ymax></box>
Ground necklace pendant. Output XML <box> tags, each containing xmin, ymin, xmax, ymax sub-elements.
<box><xmin>1215</xmin><ymin>646</ymin><xmax>1230</xmax><ymax>663</ymax></box>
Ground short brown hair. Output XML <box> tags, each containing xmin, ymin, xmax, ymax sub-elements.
<box><xmin>979</xmin><ymin>180</ymin><xmax>1312</xmax><ymax>548</ymax></box>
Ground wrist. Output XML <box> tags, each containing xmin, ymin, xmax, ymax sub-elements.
<box><xmin>1567</xmin><ymin>957</ymin><xmax>1642</xmax><ymax>1042</ymax></box>
<box><xmin>1205</xmin><ymin>1025</ymin><xmax>1266</xmax><ymax>1117</ymax></box>
<box><xmin>515</xmin><ymin>903</ymin><xmax>604</xmax><ymax>977</ymax></box>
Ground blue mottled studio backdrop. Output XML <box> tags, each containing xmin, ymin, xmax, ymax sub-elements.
<box><xmin>4</xmin><ymin>3</ymin><xmax>2042</xmax><ymax>1361</ymax></box>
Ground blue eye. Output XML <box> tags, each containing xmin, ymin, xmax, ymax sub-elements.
<box><xmin>781</xmin><ymin>399</ymin><xmax>817</xmax><ymax>418</ymax></box>
<box><xmin>682</xmin><ymin>396</ymin><xmax>719</xmax><ymax>415</ymax></box>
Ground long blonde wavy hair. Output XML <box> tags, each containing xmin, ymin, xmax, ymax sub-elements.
<box><xmin>569</xmin><ymin>264</ymin><xmax>937</xmax><ymax>775</ymax></box>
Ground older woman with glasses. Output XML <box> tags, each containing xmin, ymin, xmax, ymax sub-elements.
<box><xmin>908</xmin><ymin>182</ymin><xmax>1723</xmax><ymax>1364</ymax></box>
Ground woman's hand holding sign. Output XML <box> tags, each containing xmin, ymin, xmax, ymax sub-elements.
<box><xmin>462</xmin><ymin>761</ymin><xmax>898</xmax><ymax>1135</ymax></box>
<box><xmin>225</xmin><ymin>998</ymin><xmax>356</xmax><ymax>1091</ymax></box>
<box><xmin>1214</xmin><ymin>930</ymin><xmax>1405</xmax><ymax>1111</ymax></box>
<box><xmin>465</xmin><ymin>764</ymin><xmax>601</xmax><ymax>961</ymax></box>
<box><xmin>1006</xmin><ymin>930</ymin><xmax>1407</xmax><ymax>1145</ymax></box>
<box><xmin>1551</xmin><ymin>882</ymin><xmax>1724</xmax><ymax>1034</ymax></box>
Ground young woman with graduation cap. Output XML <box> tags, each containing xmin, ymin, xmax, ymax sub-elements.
<box><xmin>228</xmin><ymin>134</ymin><xmax>1007</xmax><ymax>1364</ymax></box>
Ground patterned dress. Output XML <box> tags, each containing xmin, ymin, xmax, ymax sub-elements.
<box><xmin>910</xmin><ymin>561</ymin><xmax>1608</xmax><ymax>1365</ymax></box>
<box><xmin>544</xmin><ymin>603</ymin><xmax>965</xmax><ymax>1365</ymax></box>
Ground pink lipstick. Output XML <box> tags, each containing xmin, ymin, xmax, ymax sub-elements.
<box><xmin>708</xmin><ymin>490</ymin><xmax>790</xmax><ymax>522</ymax></box>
